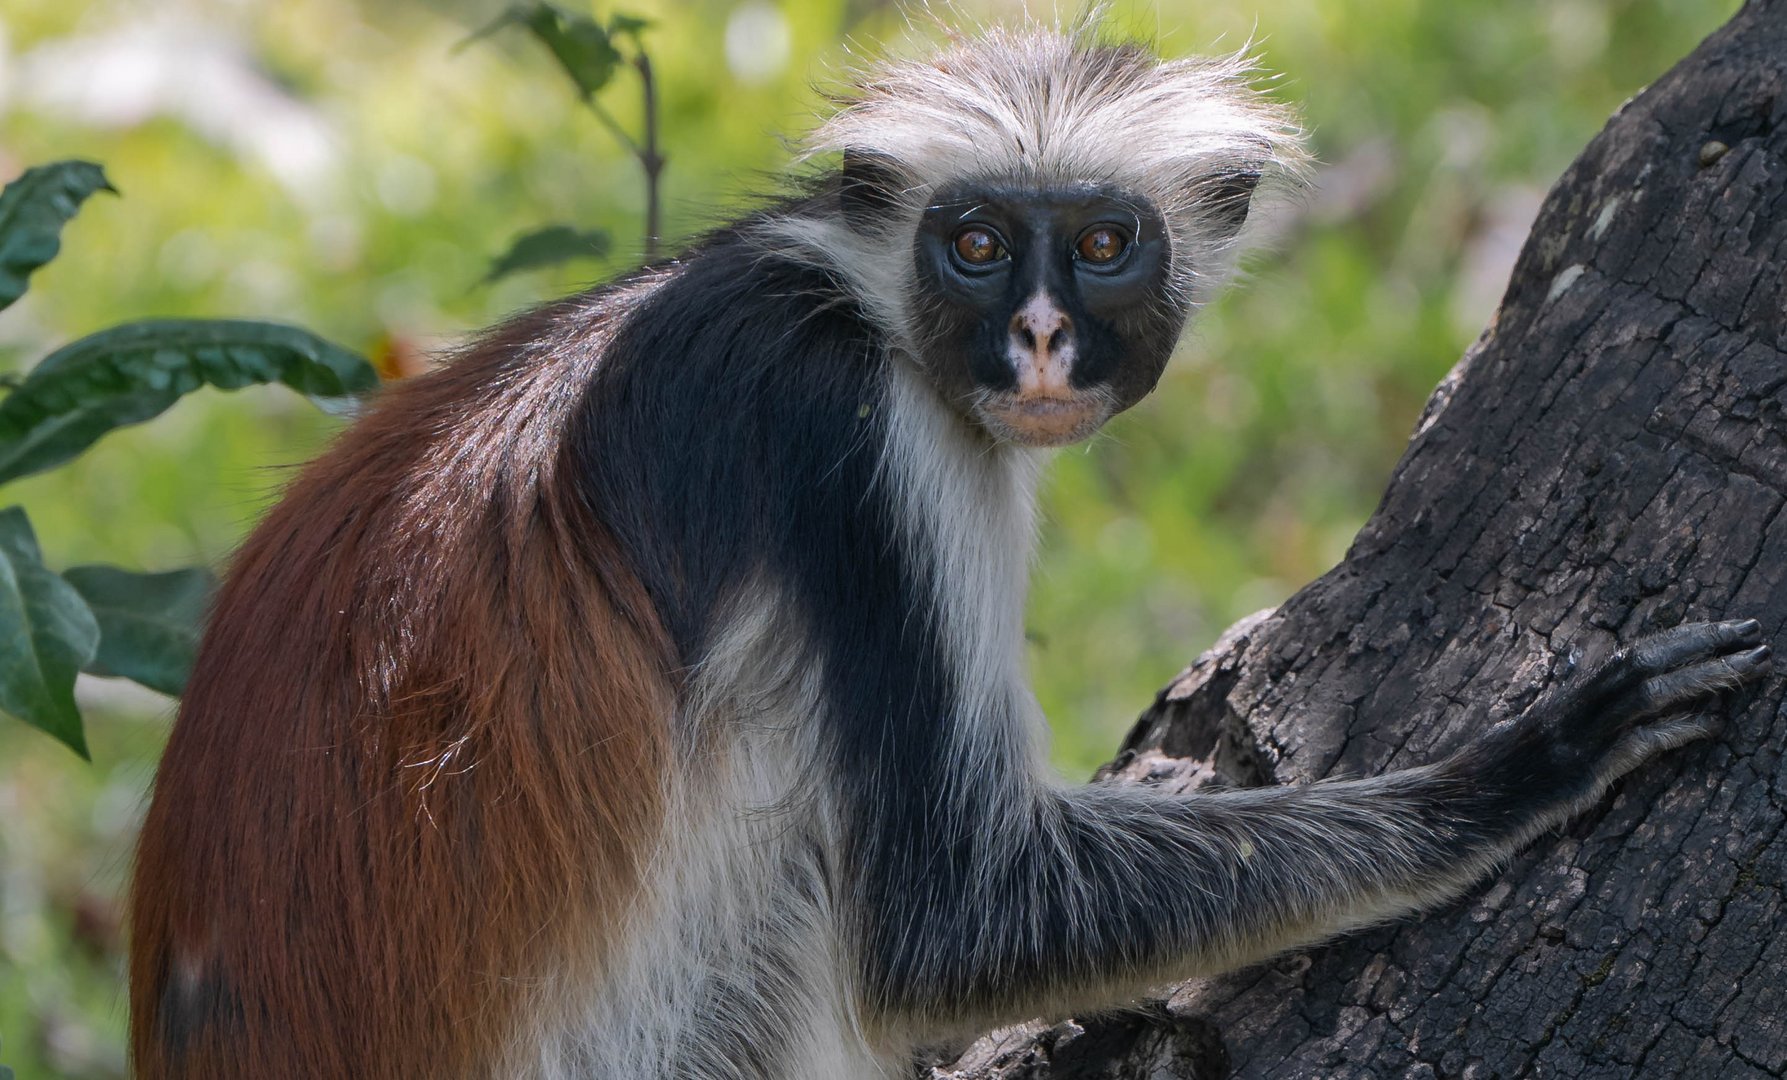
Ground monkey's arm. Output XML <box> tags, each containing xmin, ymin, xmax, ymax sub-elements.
<box><xmin>858</xmin><ymin>619</ymin><xmax>1768</xmax><ymax>1025</ymax></box>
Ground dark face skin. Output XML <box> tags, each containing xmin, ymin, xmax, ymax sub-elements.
<box><xmin>907</xmin><ymin>182</ymin><xmax>1187</xmax><ymax>446</ymax></box>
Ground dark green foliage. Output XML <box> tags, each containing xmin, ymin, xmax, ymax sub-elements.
<box><xmin>467</xmin><ymin>3</ymin><xmax>662</xmax><ymax>259</ymax></box>
<box><xmin>0</xmin><ymin>319</ymin><xmax>377</xmax><ymax>485</ymax></box>
<box><xmin>485</xmin><ymin>224</ymin><xmax>613</xmax><ymax>282</ymax></box>
<box><xmin>0</xmin><ymin>161</ymin><xmax>114</xmax><ymax>313</ymax></box>
<box><xmin>64</xmin><ymin>565</ymin><xmax>216</xmax><ymax>697</ymax></box>
<box><xmin>0</xmin><ymin>508</ymin><xmax>99</xmax><ymax>758</ymax></box>
<box><xmin>470</xmin><ymin>2</ymin><xmax>624</xmax><ymax>99</ymax></box>
<box><xmin>0</xmin><ymin>161</ymin><xmax>378</xmax><ymax>755</ymax></box>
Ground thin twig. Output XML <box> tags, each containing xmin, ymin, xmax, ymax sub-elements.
<box><xmin>634</xmin><ymin>51</ymin><xmax>664</xmax><ymax>260</ymax></box>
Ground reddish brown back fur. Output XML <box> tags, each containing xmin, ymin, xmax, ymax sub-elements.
<box><xmin>129</xmin><ymin>295</ymin><xmax>674</xmax><ymax>1078</ymax></box>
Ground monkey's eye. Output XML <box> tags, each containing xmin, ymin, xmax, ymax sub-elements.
<box><xmin>1075</xmin><ymin>225</ymin><xmax>1128</xmax><ymax>266</ymax></box>
<box><xmin>951</xmin><ymin>226</ymin><xmax>1007</xmax><ymax>268</ymax></box>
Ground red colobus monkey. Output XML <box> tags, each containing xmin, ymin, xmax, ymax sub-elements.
<box><xmin>129</xmin><ymin>25</ymin><xmax>1769</xmax><ymax>1079</ymax></box>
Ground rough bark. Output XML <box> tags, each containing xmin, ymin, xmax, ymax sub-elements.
<box><xmin>940</xmin><ymin>0</ymin><xmax>1787</xmax><ymax>1076</ymax></box>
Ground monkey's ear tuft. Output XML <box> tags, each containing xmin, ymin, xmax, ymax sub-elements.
<box><xmin>841</xmin><ymin>148</ymin><xmax>906</xmax><ymax>234</ymax></box>
<box><xmin>1204</xmin><ymin>166</ymin><xmax>1263</xmax><ymax>239</ymax></box>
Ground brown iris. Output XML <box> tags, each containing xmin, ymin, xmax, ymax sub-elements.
<box><xmin>1076</xmin><ymin>226</ymin><xmax>1126</xmax><ymax>264</ymax></box>
<box><xmin>952</xmin><ymin>227</ymin><xmax>1005</xmax><ymax>265</ymax></box>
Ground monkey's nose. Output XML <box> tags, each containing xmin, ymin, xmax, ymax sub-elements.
<box><xmin>1005</xmin><ymin>296</ymin><xmax>1077</xmax><ymax>398</ymax></box>
<box><xmin>1009</xmin><ymin>306</ymin><xmax>1073</xmax><ymax>363</ymax></box>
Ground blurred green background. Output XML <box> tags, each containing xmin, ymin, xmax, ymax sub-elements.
<box><xmin>0</xmin><ymin>0</ymin><xmax>1739</xmax><ymax>1073</ymax></box>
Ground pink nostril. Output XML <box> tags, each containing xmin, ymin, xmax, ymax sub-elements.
<box><xmin>1010</xmin><ymin>307</ymin><xmax>1073</xmax><ymax>357</ymax></box>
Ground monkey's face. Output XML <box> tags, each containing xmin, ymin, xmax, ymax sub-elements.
<box><xmin>908</xmin><ymin>182</ymin><xmax>1186</xmax><ymax>447</ymax></box>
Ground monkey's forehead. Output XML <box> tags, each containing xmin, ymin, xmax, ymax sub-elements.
<box><xmin>805</xmin><ymin>27</ymin><xmax>1308</xmax><ymax>212</ymax></box>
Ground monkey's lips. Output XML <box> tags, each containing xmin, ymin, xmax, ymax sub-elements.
<box><xmin>975</xmin><ymin>392</ymin><xmax>1113</xmax><ymax>447</ymax></box>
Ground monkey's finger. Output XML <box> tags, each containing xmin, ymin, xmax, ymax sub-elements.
<box><xmin>1625</xmin><ymin>618</ymin><xmax>1764</xmax><ymax>671</ymax></box>
<box><xmin>1616</xmin><ymin>712</ymin><xmax>1725</xmax><ymax>766</ymax></box>
<box><xmin>1624</xmin><ymin>644</ymin><xmax>1772</xmax><ymax>721</ymax></box>
<box><xmin>1579</xmin><ymin>619</ymin><xmax>1765</xmax><ymax>702</ymax></box>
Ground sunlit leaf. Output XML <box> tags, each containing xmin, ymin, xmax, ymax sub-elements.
<box><xmin>484</xmin><ymin>224</ymin><xmax>611</xmax><ymax>283</ymax></box>
<box><xmin>0</xmin><ymin>508</ymin><xmax>98</xmax><ymax>758</ymax></box>
<box><xmin>64</xmin><ymin>564</ymin><xmax>215</xmax><ymax>697</ymax></box>
<box><xmin>0</xmin><ymin>319</ymin><xmax>378</xmax><ymax>485</ymax></box>
<box><xmin>469</xmin><ymin>2</ymin><xmax>622</xmax><ymax>99</ymax></box>
<box><xmin>0</xmin><ymin>161</ymin><xmax>115</xmax><ymax>313</ymax></box>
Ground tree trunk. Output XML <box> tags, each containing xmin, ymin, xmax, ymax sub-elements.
<box><xmin>940</xmin><ymin>0</ymin><xmax>1787</xmax><ymax>1076</ymax></box>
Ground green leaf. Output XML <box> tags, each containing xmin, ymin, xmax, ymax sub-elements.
<box><xmin>63</xmin><ymin>564</ymin><xmax>215</xmax><ymax>697</ymax></box>
<box><xmin>470</xmin><ymin>3</ymin><xmax>622</xmax><ymax>99</ymax></box>
<box><xmin>0</xmin><ymin>319</ymin><xmax>378</xmax><ymax>485</ymax></box>
<box><xmin>0</xmin><ymin>508</ymin><xmax>99</xmax><ymax>758</ymax></box>
<box><xmin>0</xmin><ymin>161</ymin><xmax>116</xmax><ymax>313</ymax></box>
<box><xmin>484</xmin><ymin>224</ymin><xmax>611</xmax><ymax>283</ymax></box>
<box><xmin>608</xmin><ymin>12</ymin><xmax>651</xmax><ymax>43</ymax></box>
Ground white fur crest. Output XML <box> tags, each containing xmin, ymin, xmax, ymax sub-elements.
<box><xmin>765</xmin><ymin>23</ymin><xmax>1307</xmax><ymax>333</ymax></box>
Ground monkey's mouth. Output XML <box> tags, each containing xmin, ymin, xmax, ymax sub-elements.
<box><xmin>974</xmin><ymin>392</ymin><xmax>1113</xmax><ymax>447</ymax></box>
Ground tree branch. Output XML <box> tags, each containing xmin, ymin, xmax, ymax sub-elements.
<box><xmin>939</xmin><ymin>0</ymin><xmax>1787</xmax><ymax>1074</ymax></box>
